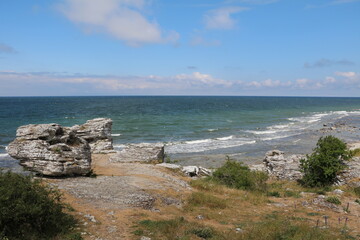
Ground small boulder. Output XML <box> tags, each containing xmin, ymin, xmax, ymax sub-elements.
<box><xmin>110</xmin><ymin>143</ymin><xmax>164</xmax><ymax>163</ymax></box>
<box><xmin>182</xmin><ymin>166</ymin><xmax>212</xmax><ymax>177</ymax></box>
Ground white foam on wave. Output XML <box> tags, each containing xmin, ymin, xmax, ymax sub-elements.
<box><xmin>216</xmin><ymin>135</ymin><xmax>233</xmax><ymax>141</ymax></box>
<box><xmin>207</xmin><ymin>128</ymin><xmax>218</xmax><ymax>132</ymax></box>
<box><xmin>185</xmin><ymin>139</ymin><xmax>212</xmax><ymax>144</ymax></box>
<box><xmin>0</xmin><ymin>153</ymin><xmax>9</xmax><ymax>158</ymax></box>
<box><xmin>111</xmin><ymin>134</ymin><xmax>121</xmax><ymax>137</ymax></box>
<box><xmin>262</xmin><ymin>133</ymin><xmax>296</xmax><ymax>141</ymax></box>
<box><xmin>166</xmin><ymin>137</ymin><xmax>256</xmax><ymax>154</ymax></box>
<box><xmin>246</xmin><ymin>130</ymin><xmax>278</xmax><ymax>135</ymax></box>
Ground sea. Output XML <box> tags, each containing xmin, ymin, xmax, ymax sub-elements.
<box><xmin>1</xmin><ymin>96</ymin><xmax>360</xmax><ymax>170</ymax></box>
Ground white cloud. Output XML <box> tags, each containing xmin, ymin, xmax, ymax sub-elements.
<box><xmin>295</xmin><ymin>78</ymin><xmax>310</xmax><ymax>88</ymax></box>
<box><xmin>58</xmin><ymin>0</ymin><xmax>179</xmax><ymax>46</ymax></box>
<box><xmin>335</xmin><ymin>71</ymin><xmax>357</xmax><ymax>78</ymax></box>
<box><xmin>204</xmin><ymin>6</ymin><xmax>248</xmax><ymax>30</ymax></box>
<box><xmin>175</xmin><ymin>72</ymin><xmax>233</xmax><ymax>87</ymax></box>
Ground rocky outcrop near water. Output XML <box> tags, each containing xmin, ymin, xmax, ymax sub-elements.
<box><xmin>70</xmin><ymin>118</ymin><xmax>114</xmax><ymax>154</ymax></box>
<box><xmin>263</xmin><ymin>150</ymin><xmax>304</xmax><ymax>181</ymax></box>
<box><xmin>7</xmin><ymin>118</ymin><xmax>114</xmax><ymax>176</ymax></box>
<box><xmin>7</xmin><ymin>123</ymin><xmax>91</xmax><ymax>176</ymax></box>
<box><xmin>110</xmin><ymin>143</ymin><xmax>164</xmax><ymax>163</ymax></box>
<box><xmin>260</xmin><ymin>149</ymin><xmax>360</xmax><ymax>187</ymax></box>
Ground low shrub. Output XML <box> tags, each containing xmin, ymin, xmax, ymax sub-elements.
<box><xmin>137</xmin><ymin>217</ymin><xmax>219</xmax><ymax>240</ymax></box>
<box><xmin>267</xmin><ymin>191</ymin><xmax>281</xmax><ymax>197</ymax></box>
<box><xmin>0</xmin><ymin>171</ymin><xmax>79</xmax><ymax>240</ymax></box>
<box><xmin>211</xmin><ymin>159</ymin><xmax>268</xmax><ymax>192</ymax></box>
<box><xmin>187</xmin><ymin>192</ymin><xmax>227</xmax><ymax>209</ymax></box>
<box><xmin>354</xmin><ymin>186</ymin><xmax>360</xmax><ymax>197</ymax></box>
<box><xmin>300</xmin><ymin>136</ymin><xmax>351</xmax><ymax>187</ymax></box>
<box><xmin>326</xmin><ymin>196</ymin><xmax>341</xmax><ymax>205</ymax></box>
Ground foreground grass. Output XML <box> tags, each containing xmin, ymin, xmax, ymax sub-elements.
<box><xmin>132</xmin><ymin>176</ymin><xmax>360</xmax><ymax>240</ymax></box>
<box><xmin>134</xmin><ymin>215</ymin><xmax>353</xmax><ymax>240</ymax></box>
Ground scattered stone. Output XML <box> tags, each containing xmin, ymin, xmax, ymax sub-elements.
<box><xmin>84</xmin><ymin>214</ymin><xmax>97</xmax><ymax>223</ymax></box>
<box><xmin>333</xmin><ymin>189</ymin><xmax>344</xmax><ymax>195</ymax></box>
<box><xmin>182</xmin><ymin>165</ymin><xmax>212</xmax><ymax>177</ymax></box>
<box><xmin>140</xmin><ymin>237</ymin><xmax>151</xmax><ymax>240</ymax></box>
<box><xmin>107</xmin><ymin>226</ymin><xmax>117</xmax><ymax>233</ymax></box>
<box><xmin>196</xmin><ymin>215</ymin><xmax>204</xmax><ymax>220</ymax></box>
<box><xmin>110</xmin><ymin>143</ymin><xmax>165</xmax><ymax>163</ymax></box>
<box><xmin>7</xmin><ymin>123</ymin><xmax>92</xmax><ymax>176</ymax></box>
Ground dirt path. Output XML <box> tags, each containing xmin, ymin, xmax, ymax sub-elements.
<box><xmin>49</xmin><ymin>154</ymin><xmax>191</xmax><ymax>240</ymax></box>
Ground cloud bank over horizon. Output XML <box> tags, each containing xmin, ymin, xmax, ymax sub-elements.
<box><xmin>0</xmin><ymin>70</ymin><xmax>359</xmax><ymax>96</ymax></box>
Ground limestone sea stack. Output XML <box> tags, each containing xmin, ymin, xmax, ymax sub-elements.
<box><xmin>70</xmin><ymin>118</ymin><xmax>114</xmax><ymax>154</ymax></box>
<box><xmin>7</xmin><ymin>118</ymin><xmax>114</xmax><ymax>176</ymax></box>
<box><xmin>7</xmin><ymin>123</ymin><xmax>91</xmax><ymax>176</ymax></box>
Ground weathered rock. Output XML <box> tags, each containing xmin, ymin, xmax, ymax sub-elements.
<box><xmin>70</xmin><ymin>118</ymin><xmax>114</xmax><ymax>153</ymax></box>
<box><xmin>263</xmin><ymin>150</ymin><xmax>304</xmax><ymax>181</ymax></box>
<box><xmin>110</xmin><ymin>143</ymin><xmax>164</xmax><ymax>163</ymax></box>
<box><xmin>336</xmin><ymin>157</ymin><xmax>360</xmax><ymax>187</ymax></box>
<box><xmin>262</xmin><ymin>150</ymin><xmax>360</xmax><ymax>186</ymax></box>
<box><xmin>8</xmin><ymin>124</ymin><xmax>91</xmax><ymax>176</ymax></box>
<box><xmin>182</xmin><ymin>165</ymin><xmax>212</xmax><ymax>177</ymax></box>
<box><xmin>157</xmin><ymin>163</ymin><xmax>181</xmax><ymax>169</ymax></box>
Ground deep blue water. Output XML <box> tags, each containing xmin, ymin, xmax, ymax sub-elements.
<box><xmin>1</xmin><ymin>96</ymin><xmax>360</xmax><ymax>167</ymax></box>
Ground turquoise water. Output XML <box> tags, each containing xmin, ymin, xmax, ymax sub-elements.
<box><xmin>1</xmin><ymin>96</ymin><xmax>360</xmax><ymax>168</ymax></box>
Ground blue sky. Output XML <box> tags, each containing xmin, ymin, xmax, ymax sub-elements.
<box><xmin>0</xmin><ymin>0</ymin><xmax>359</xmax><ymax>96</ymax></box>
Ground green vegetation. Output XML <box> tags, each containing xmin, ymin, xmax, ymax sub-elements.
<box><xmin>326</xmin><ymin>196</ymin><xmax>342</xmax><ymax>205</ymax></box>
<box><xmin>300</xmin><ymin>136</ymin><xmax>351</xmax><ymax>187</ymax></box>
<box><xmin>235</xmin><ymin>217</ymin><xmax>352</xmax><ymax>240</ymax></box>
<box><xmin>354</xmin><ymin>186</ymin><xmax>360</xmax><ymax>197</ymax></box>
<box><xmin>134</xmin><ymin>216</ymin><xmax>352</xmax><ymax>240</ymax></box>
<box><xmin>135</xmin><ymin>217</ymin><xmax>219</xmax><ymax>239</ymax></box>
<box><xmin>211</xmin><ymin>158</ymin><xmax>268</xmax><ymax>192</ymax></box>
<box><xmin>187</xmin><ymin>192</ymin><xmax>227</xmax><ymax>209</ymax></box>
<box><xmin>0</xmin><ymin>171</ymin><xmax>80</xmax><ymax>240</ymax></box>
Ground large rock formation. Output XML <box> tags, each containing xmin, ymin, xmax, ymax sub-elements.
<box><xmin>7</xmin><ymin>124</ymin><xmax>91</xmax><ymax>176</ymax></box>
<box><xmin>70</xmin><ymin>118</ymin><xmax>114</xmax><ymax>153</ymax></box>
<box><xmin>7</xmin><ymin>118</ymin><xmax>115</xmax><ymax>176</ymax></box>
<box><xmin>110</xmin><ymin>143</ymin><xmax>164</xmax><ymax>163</ymax></box>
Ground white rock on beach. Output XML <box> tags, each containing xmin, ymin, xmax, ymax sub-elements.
<box><xmin>182</xmin><ymin>165</ymin><xmax>212</xmax><ymax>177</ymax></box>
<box><xmin>110</xmin><ymin>143</ymin><xmax>165</xmax><ymax>163</ymax></box>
